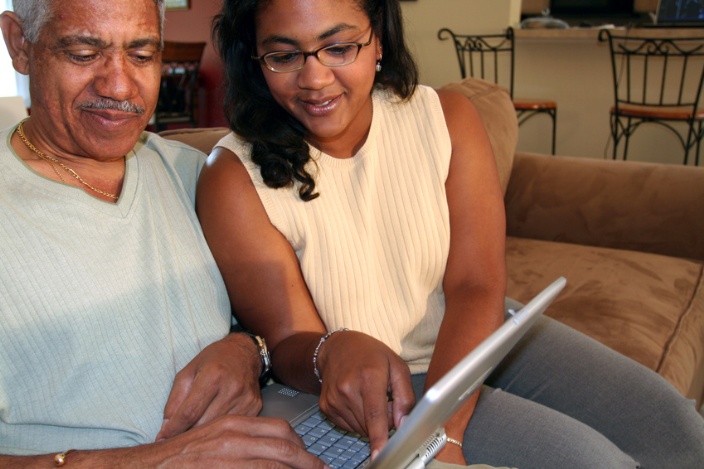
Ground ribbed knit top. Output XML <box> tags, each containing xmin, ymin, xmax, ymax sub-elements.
<box><xmin>217</xmin><ymin>85</ymin><xmax>452</xmax><ymax>373</ymax></box>
<box><xmin>0</xmin><ymin>128</ymin><xmax>231</xmax><ymax>454</ymax></box>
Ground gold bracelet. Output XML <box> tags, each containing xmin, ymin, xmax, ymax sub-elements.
<box><xmin>54</xmin><ymin>449</ymin><xmax>76</xmax><ymax>467</ymax></box>
<box><xmin>446</xmin><ymin>437</ymin><xmax>463</xmax><ymax>449</ymax></box>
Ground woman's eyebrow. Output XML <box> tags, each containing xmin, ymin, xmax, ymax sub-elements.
<box><xmin>260</xmin><ymin>23</ymin><xmax>360</xmax><ymax>47</ymax></box>
<box><xmin>317</xmin><ymin>24</ymin><xmax>358</xmax><ymax>41</ymax></box>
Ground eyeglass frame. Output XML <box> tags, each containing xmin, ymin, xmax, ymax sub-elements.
<box><xmin>252</xmin><ymin>29</ymin><xmax>375</xmax><ymax>73</ymax></box>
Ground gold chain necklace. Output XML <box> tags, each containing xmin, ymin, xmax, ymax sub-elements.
<box><xmin>15</xmin><ymin>120</ymin><xmax>119</xmax><ymax>200</ymax></box>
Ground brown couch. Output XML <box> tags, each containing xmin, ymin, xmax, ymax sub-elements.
<box><xmin>159</xmin><ymin>78</ymin><xmax>704</xmax><ymax>410</ymax></box>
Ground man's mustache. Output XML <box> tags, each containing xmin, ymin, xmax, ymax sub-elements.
<box><xmin>78</xmin><ymin>99</ymin><xmax>145</xmax><ymax>114</ymax></box>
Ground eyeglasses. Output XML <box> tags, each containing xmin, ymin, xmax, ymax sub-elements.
<box><xmin>252</xmin><ymin>30</ymin><xmax>374</xmax><ymax>73</ymax></box>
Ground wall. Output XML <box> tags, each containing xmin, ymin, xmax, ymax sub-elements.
<box><xmin>515</xmin><ymin>29</ymin><xmax>704</xmax><ymax>165</ymax></box>
<box><xmin>165</xmin><ymin>0</ymin><xmax>697</xmax><ymax>165</ymax></box>
<box><xmin>400</xmin><ymin>1</ymin><xmax>564</xmax><ymax>155</ymax></box>
<box><xmin>162</xmin><ymin>0</ymin><xmax>520</xmax><ymax>128</ymax></box>
<box><xmin>163</xmin><ymin>0</ymin><xmax>524</xmax><ymax>130</ymax></box>
<box><xmin>514</xmin><ymin>33</ymin><xmax>613</xmax><ymax>158</ymax></box>
<box><xmin>399</xmin><ymin>0</ymin><xmax>521</xmax><ymax>87</ymax></box>
<box><xmin>400</xmin><ymin>1</ymin><xmax>699</xmax><ymax>164</ymax></box>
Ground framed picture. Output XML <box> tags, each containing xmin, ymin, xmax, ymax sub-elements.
<box><xmin>165</xmin><ymin>0</ymin><xmax>189</xmax><ymax>10</ymax></box>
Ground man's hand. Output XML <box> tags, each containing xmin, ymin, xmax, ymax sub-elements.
<box><xmin>315</xmin><ymin>331</ymin><xmax>416</xmax><ymax>460</ymax></box>
<box><xmin>150</xmin><ymin>415</ymin><xmax>327</xmax><ymax>468</ymax></box>
<box><xmin>156</xmin><ymin>333</ymin><xmax>262</xmax><ymax>441</ymax></box>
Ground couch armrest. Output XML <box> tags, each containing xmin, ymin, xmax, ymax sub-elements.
<box><xmin>505</xmin><ymin>152</ymin><xmax>704</xmax><ymax>262</ymax></box>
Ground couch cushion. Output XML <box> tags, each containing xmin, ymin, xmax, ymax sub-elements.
<box><xmin>439</xmin><ymin>78</ymin><xmax>518</xmax><ymax>195</ymax></box>
<box><xmin>506</xmin><ymin>152</ymin><xmax>704</xmax><ymax>263</ymax></box>
<box><xmin>159</xmin><ymin>127</ymin><xmax>230</xmax><ymax>155</ymax></box>
<box><xmin>506</xmin><ymin>236</ymin><xmax>704</xmax><ymax>405</ymax></box>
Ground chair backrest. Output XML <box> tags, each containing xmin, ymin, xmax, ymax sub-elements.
<box><xmin>437</xmin><ymin>27</ymin><xmax>515</xmax><ymax>98</ymax></box>
<box><xmin>0</xmin><ymin>95</ymin><xmax>28</xmax><ymax>129</ymax></box>
<box><xmin>598</xmin><ymin>30</ymin><xmax>704</xmax><ymax>112</ymax></box>
<box><xmin>154</xmin><ymin>41</ymin><xmax>206</xmax><ymax>128</ymax></box>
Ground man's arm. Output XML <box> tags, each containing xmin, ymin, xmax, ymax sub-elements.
<box><xmin>0</xmin><ymin>415</ymin><xmax>326</xmax><ymax>468</ymax></box>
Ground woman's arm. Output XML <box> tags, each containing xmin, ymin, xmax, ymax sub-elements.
<box><xmin>428</xmin><ymin>89</ymin><xmax>508</xmax><ymax>464</ymax></box>
<box><xmin>196</xmin><ymin>147</ymin><xmax>415</xmax><ymax>457</ymax></box>
<box><xmin>197</xmin><ymin>147</ymin><xmax>324</xmax><ymax>389</ymax></box>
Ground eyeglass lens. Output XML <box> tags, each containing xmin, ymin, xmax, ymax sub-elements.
<box><xmin>265</xmin><ymin>43</ymin><xmax>362</xmax><ymax>72</ymax></box>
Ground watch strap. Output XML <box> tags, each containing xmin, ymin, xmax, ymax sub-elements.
<box><xmin>245</xmin><ymin>333</ymin><xmax>272</xmax><ymax>382</ymax></box>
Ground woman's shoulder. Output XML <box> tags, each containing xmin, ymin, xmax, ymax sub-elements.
<box><xmin>434</xmin><ymin>86</ymin><xmax>478</xmax><ymax>115</ymax></box>
<box><xmin>200</xmin><ymin>133</ymin><xmax>251</xmax><ymax>183</ymax></box>
<box><xmin>212</xmin><ymin>131</ymin><xmax>249</xmax><ymax>157</ymax></box>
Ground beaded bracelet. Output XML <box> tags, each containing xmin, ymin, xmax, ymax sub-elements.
<box><xmin>313</xmin><ymin>328</ymin><xmax>349</xmax><ymax>383</ymax></box>
<box><xmin>446</xmin><ymin>437</ymin><xmax>463</xmax><ymax>449</ymax></box>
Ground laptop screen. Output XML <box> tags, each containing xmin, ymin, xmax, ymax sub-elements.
<box><xmin>656</xmin><ymin>0</ymin><xmax>704</xmax><ymax>25</ymax></box>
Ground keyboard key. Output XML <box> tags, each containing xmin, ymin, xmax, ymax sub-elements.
<box><xmin>322</xmin><ymin>446</ymin><xmax>347</xmax><ymax>458</ymax></box>
<box><xmin>296</xmin><ymin>411</ymin><xmax>370</xmax><ymax>468</ymax></box>
<box><xmin>320</xmin><ymin>433</ymin><xmax>342</xmax><ymax>446</ymax></box>
<box><xmin>295</xmin><ymin>422</ymin><xmax>314</xmax><ymax>435</ymax></box>
<box><xmin>301</xmin><ymin>434</ymin><xmax>319</xmax><ymax>447</ymax></box>
<box><xmin>308</xmin><ymin>443</ymin><xmax>327</xmax><ymax>455</ymax></box>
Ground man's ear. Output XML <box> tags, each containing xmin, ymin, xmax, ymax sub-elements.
<box><xmin>0</xmin><ymin>11</ymin><xmax>30</xmax><ymax>75</ymax></box>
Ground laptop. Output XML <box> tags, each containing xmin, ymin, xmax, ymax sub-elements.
<box><xmin>259</xmin><ymin>276</ymin><xmax>567</xmax><ymax>469</ymax></box>
<box><xmin>649</xmin><ymin>0</ymin><xmax>704</xmax><ymax>27</ymax></box>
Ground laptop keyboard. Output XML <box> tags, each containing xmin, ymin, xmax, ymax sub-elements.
<box><xmin>294</xmin><ymin>410</ymin><xmax>371</xmax><ymax>468</ymax></box>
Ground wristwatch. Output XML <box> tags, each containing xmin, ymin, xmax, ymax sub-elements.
<box><xmin>245</xmin><ymin>333</ymin><xmax>272</xmax><ymax>383</ymax></box>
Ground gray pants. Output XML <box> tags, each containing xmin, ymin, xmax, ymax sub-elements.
<box><xmin>411</xmin><ymin>315</ymin><xmax>704</xmax><ymax>469</ymax></box>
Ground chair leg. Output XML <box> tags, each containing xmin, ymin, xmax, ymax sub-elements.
<box><xmin>550</xmin><ymin>109</ymin><xmax>557</xmax><ymax>155</ymax></box>
<box><xmin>696</xmin><ymin>121</ymin><xmax>703</xmax><ymax>166</ymax></box>
<box><xmin>683</xmin><ymin>121</ymin><xmax>695</xmax><ymax>166</ymax></box>
<box><xmin>610</xmin><ymin>115</ymin><xmax>620</xmax><ymax>160</ymax></box>
<box><xmin>621</xmin><ymin>117</ymin><xmax>635</xmax><ymax>161</ymax></box>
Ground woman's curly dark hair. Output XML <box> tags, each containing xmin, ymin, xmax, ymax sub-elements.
<box><xmin>213</xmin><ymin>0</ymin><xmax>418</xmax><ymax>201</ymax></box>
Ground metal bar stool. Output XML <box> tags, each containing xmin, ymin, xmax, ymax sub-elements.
<box><xmin>438</xmin><ymin>27</ymin><xmax>558</xmax><ymax>155</ymax></box>
<box><xmin>599</xmin><ymin>29</ymin><xmax>704</xmax><ymax>166</ymax></box>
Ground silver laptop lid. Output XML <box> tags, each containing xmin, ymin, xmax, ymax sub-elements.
<box><xmin>368</xmin><ymin>276</ymin><xmax>566</xmax><ymax>468</ymax></box>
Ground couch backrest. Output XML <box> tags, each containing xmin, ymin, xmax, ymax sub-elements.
<box><xmin>159</xmin><ymin>127</ymin><xmax>230</xmax><ymax>154</ymax></box>
<box><xmin>159</xmin><ymin>78</ymin><xmax>518</xmax><ymax>194</ymax></box>
<box><xmin>439</xmin><ymin>78</ymin><xmax>518</xmax><ymax>195</ymax></box>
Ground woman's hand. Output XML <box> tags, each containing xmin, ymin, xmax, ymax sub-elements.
<box><xmin>156</xmin><ymin>333</ymin><xmax>263</xmax><ymax>441</ymax></box>
<box><xmin>315</xmin><ymin>330</ymin><xmax>416</xmax><ymax>460</ymax></box>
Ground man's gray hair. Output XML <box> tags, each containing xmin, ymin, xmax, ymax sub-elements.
<box><xmin>12</xmin><ymin>0</ymin><xmax>166</xmax><ymax>44</ymax></box>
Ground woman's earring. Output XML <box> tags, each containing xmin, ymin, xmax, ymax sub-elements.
<box><xmin>376</xmin><ymin>60</ymin><xmax>382</xmax><ymax>72</ymax></box>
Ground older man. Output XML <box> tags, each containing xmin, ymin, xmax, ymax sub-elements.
<box><xmin>0</xmin><ymin>0</ymin><xmax>324</xmax><ymax>467</ymax></box>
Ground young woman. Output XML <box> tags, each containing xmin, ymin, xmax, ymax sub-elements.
<box><xmin>198</xmin><ymin>0</ymin><xmax>704</xmax><ymax>467</ymax></box>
